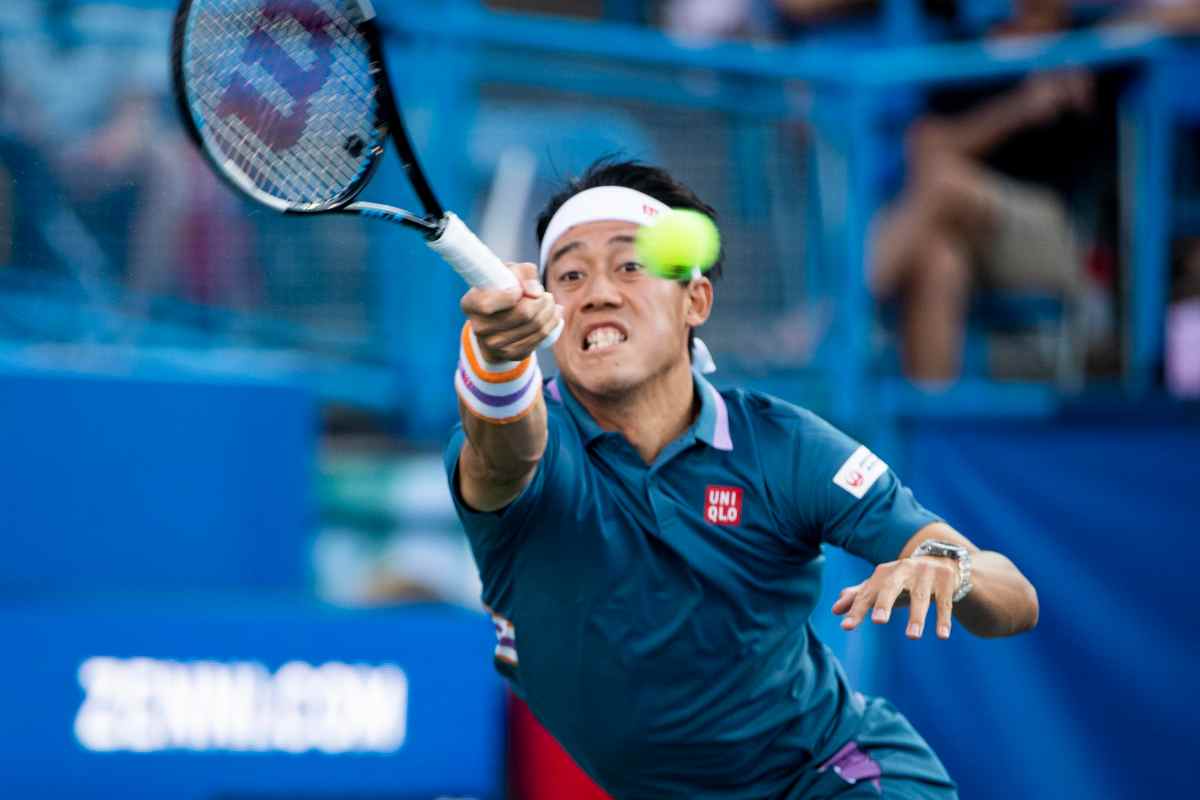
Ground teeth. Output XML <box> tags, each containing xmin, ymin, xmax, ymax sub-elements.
<box><xmin>586</xmin><ymin>327</ymin><xmax>626</xmax><ymax>351</ymax></box>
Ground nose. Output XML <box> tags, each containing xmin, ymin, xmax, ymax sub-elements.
<box><xmin>580</xmin><ymin>269</ymin><xmax>623</xmax><ymax>312</ymax></box>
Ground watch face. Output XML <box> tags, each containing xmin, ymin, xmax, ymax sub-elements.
<box><xmin>922</xmin><ymin>541</ymin><xmax>965</xmax><ymax>558</ymax></box>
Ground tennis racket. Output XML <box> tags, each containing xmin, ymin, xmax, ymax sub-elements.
<box><xmin>171</xmin><ymin>0</ymin><xmax>561</xmax><ymax>344</ymax></box>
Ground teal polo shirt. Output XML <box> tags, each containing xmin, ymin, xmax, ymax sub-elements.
<box><xmin>444</xmin><ymin>374</ymin><xmax>941</xmax><ymax>799</ymax></box>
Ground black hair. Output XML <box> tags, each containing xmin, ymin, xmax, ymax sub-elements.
<box><xmin>536</xmin><ymin>158</ymin><xmax>722</xmax><ymax>359</ymax></box>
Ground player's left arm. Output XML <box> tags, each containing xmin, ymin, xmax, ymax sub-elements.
<box><xmin>833</xmin><ymin>522</ymin><xmax>1039</xmax><ymax>640</ymax></box>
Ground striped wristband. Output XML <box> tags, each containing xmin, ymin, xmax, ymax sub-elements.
<box><xmin>455</xmin><ymin>322</ymin><xmax>542</xmax><ymax>424</ymax></box>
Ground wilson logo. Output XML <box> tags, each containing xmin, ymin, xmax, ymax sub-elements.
<box><xmin>215</xmin><ymin>0</ymin><xmax>335</xmax><ymax>152</ymax></box>
<box><xmin>705</xmin><ymin>485</ymin><xmax>743</xmax><ymax>526</ymax></box>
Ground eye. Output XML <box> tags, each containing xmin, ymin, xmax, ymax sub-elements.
<box><xmin>557</xmin><ymin>269</ymin><xmax>584</xmax><ymax>283</ymax></box>
<box><xmin>618</xmin><ymin>261</ymin><xmax>644</xmax><ymax>273</ymax></box>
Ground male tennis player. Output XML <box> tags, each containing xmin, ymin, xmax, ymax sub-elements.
<box><xmin>444</xmin><ymin>159</ymin><xmax>1038</xmax><ymax>799</ymax></box>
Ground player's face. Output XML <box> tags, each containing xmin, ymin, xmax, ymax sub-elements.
<box><xmin>545</xmin><ymin>220</ymin><xmax>706</xmax><ymax>399</ymax></box>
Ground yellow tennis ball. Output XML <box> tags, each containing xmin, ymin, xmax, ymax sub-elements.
<box><xmin>635</xmin><ymin>208</ymin><xmax>721</xmax><ymax>280</ymax></box>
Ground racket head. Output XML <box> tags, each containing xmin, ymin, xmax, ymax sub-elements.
<box><xmin>171</xmin><ymin>0</ymin><xmax>389</xmax><ymax>214</ymax></box>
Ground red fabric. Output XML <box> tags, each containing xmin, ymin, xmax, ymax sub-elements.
<box><xmin>508</xmin><ymin>693</ymin><xmax>611</xmax><ymax>800</ymax></box>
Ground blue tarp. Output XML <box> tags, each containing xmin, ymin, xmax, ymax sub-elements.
<box><xmin>869</xmin><ymin>412</ymin><xmax>1199</xmax><ymax>800</ymax></box>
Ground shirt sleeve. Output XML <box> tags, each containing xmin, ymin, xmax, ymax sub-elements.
<box><xmin>785</xmin><ymin>409</ymin><xmax>940</xmax><ymax>565</ymax></box>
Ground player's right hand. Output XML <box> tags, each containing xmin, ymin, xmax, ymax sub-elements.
<box><xmin>460</xmin><ymin>262</ymin><xmax>562</xmax><ymax>363</ymax></box>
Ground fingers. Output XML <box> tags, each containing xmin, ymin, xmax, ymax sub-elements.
<box><xmin>511</xmin><ymin>261</ymin><xmax>539</xmax><ymax>288</ymax></box>
<box><xmin>479</xmin><ymin>296</ymin><xmax>559</xmax><ymax>361</ymax></box>
<box><xmin>831</xmin><ymin>582</ymin><xmax>864</xmax><ymax>615</ymax></box>
<box><xmin>511</xmin><ymin>262</ymin><xmax>546</xmax><ymax>303</ymax></box>
<box><xmin>870</xmin><ymin>571</ymin><xmax>908</xmax><ymax>626</ymax></box>
<box><xmin>934</xmin><ymin>589</ymin><xmax>954</xmax><ymax>640</ymax></box>
<box><xmin>840</xmin><ymin>577</ymin><xmax>878</xmax><ymax>631</ymax></box>
<box><xmin>933</xmin><ymin>565</ymin><xmax>956</xmax><ymax>640</ymax></box>
<box><xmin>490</xmin><ymin>292</ymin><xmax>556</xmax><ymax>345</ymax></box>
<box><xmin>461</xmin><ymin>263</ymin><xmax>560</xmax><ymax>361</ymax></box>
<box><xmin>461</xmin><ymin>283</ymin><xmax>523</xmax><ymax>319</ymax></box>
<box><xmin>835</xmin><ymin>560</ymin><xmax>958</xmax><ymax>641</ymax></box>
<box><xmin>490</xmin><ymin>295</ymin><xmax>560</xmax><ymax>357</ymax></box>
<box><xmin>906</xmin><ymin>572</ymin><xmax>933</xmax><ymax>639</ymax></box>
<box><xmin>460</xmin><ymin>262</ymin><xmax>541</xmax><ymax>318</ymax></box>
<box><xmin>906</xmin><ymin>559</ymin><xmax>957</xmax><ymax>639</ymax></box>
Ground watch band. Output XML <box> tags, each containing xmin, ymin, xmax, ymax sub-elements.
<box><xmin>912</xmin><ymin>539</ymin><xmax>974</xmax><ymax>603</ymax></box>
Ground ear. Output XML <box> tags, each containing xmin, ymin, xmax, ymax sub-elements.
<box><xmin>684</xmin><ymin>277</ymin><xmax>713</xmax><ymax>328</ymax></box>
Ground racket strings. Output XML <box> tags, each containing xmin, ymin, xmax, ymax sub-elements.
<box><xmin>184</xmin><ymin>0</ymin><xmax>383</xmax><ymax>207</ymax></box>
<box><xmin>217</xmin><ymin>35</ymin><xmax>372</xmax><ymax>198</ymax></box>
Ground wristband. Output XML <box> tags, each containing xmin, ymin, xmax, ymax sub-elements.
<box><xmin>455</xmin><ymin>322</ymin><xmax>542</xmax><ymax>424</ymax></box>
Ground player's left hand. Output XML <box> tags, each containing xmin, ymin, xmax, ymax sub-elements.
<box><xmin>832</xmin><ymin>556</ymin><xmax>960</xmax><ymax>640</ymax></box>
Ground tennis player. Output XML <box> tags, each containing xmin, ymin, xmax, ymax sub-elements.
<box><xmin>444</xmin><ymin>159</ymin><xmax>1038</xmax><ymax>799</ymax></box>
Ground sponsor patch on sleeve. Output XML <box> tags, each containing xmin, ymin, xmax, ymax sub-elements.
<box><xmin>832</xmin><ymin>445</ymin><xmax>889</xmax><ymax>499</ymax></box>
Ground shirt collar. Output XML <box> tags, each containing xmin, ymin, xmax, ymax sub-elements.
<box><xmin>547</xmin><ymin>372</ymin><xmax>733</xmax><ymax>452</ymax></box>
<box><xmin>693</xmin><ymin>372</ymin><xmax>734</xmax><ymax>451</ymax></box>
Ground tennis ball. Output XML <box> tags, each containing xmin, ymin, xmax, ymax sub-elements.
<box><xmin>635</xmin><ymin>208</ymin><xmax>721</xmax><ymax>280</ymax></box>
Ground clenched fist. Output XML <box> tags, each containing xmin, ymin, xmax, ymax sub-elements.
<box><xmin>460</xmin><ymin>263</ymin><xmax>562</xmax><ymax>363</ymax></box>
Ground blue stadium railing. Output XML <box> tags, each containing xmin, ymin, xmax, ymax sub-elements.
<box><xmin>0</xmin><ymin>2</ymin><xmax>1189</xmax><ymax>435</ymax></box>
<box><xmin>383</xmin><ymin>4</ymin><xmax>1179</xmax><ymax>431</ymax></box>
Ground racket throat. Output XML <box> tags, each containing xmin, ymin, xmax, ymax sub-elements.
<box><xmin>345</xmin><ymin>202</ymin><xmax>442</xmax><ymax>235</ymax></box>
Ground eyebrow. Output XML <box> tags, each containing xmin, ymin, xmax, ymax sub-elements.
<box><xmin>549</xmin><ymin>235</ymin><xmax>637</xmax><ymax>268</ymax></box>
<box><xmin>549</xmin><ymin>241</ymin><xmax>582</xmax><ymax>267</ymax></box>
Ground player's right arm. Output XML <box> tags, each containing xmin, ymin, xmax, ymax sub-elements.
<box><xmin>456</xmin><ymin>262</ymin><xmax>561</xmax><ymax>512</ymax></box>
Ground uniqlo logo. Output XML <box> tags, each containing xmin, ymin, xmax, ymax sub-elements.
<box><xmin>704</xmin><ymin>485</ymin><xmax>743</xmax><ymax>526</ymax></box>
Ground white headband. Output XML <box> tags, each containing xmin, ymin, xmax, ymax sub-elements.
<box><xmin>539</xmin><ymin>186</ymin><xmax>668</xmax><ymax>273</ymax></box>
<box><xmin>537</xmin><ymin>185</ymin><xmax>715</xmax><ymax>374</ymax></box>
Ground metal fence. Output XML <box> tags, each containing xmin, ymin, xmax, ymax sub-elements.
<box><xmin>0</xmin><ymin>0</ymin><xmax>1187</xmax><ymax>434</ymax></box>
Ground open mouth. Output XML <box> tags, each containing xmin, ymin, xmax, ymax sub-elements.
<box><xmin>582</xmin><ymin>325</ymin><xmax>628</xmax><ymax>352</ymax></box>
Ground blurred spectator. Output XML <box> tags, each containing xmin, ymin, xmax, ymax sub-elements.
<box><xmin>665</xmin><ymin>0</ymin><xmax>757</xmax><ymax>39</ymax></box>
<box><xmin>664</xmin><ymin>0</ymin><xmax>918</xmax><ymax>40</ymax></box>
<box><xmin>665</xmin><ymin>0</ymin><xmax>1113</xmax><ymax>385</ymax></box>
<box><xmin>1167</xmin><ymin>239</ymin><xmax>1200</xmax><ymax>396</ymax></box>
<box><xmin>0</xmin><ymin>62</ymin><xmax>16</xmax><ymax>267</ymax></box>
<box><xmin>486</xmin><ymin>0</ymin><xmax>607</xmax><ymax>18</ymax></box>
<box><xmin>63</xmin><ymin>88</ymin><xmax>257</xmax><ymax>308</ymax></box>
<box><xmin>0</xmin><ymin>55</ymin><xmax>81</xmax><ymax>274</ymax></box>
<box><xmin>1105</xmin><ymin>0</ymin><xmax>1200</xmax><ymax>32</ymax></box>
<box><xmin>0</xmin><ymin>0</ymin><xmax>259</xmax><ymax>308</ymax></box>
<box><xmin>991</xmin><ymin>0</ymin><xmax>1070</xmax><ymax>34</ymax></box>
<box><xmin>869</xmin><ymin>1</ymin><xmax>1200</xmax><ymax>384</ymax></box>
<box><xmin>0</xmin><ymin>131</ymin><xmax>68</xmax><ymax>273</ymax></box>
<box><xmin>886</xmin><ymin>0</ymin><xmax>1200</xmax><ymax>386</ymax></box>
<box><xmin>871</xmin><ymin>68</ymin><xmax>1100</xmax><ymax>382</ymax></box>
<box><xmin>0</xmin><ymin>164</ymin><xmax>9</xmax><ymax>266</ymax></box>
<box><xmin>665</xmin><ymin>0</ymin><xmax>974</xmax><ymax>41</ymax></box>
<box><xmin>770</xmin><ymin>0</ymin><xmax>954</xmax><ymax>35</ymax></box>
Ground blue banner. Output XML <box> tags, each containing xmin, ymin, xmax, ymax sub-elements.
<box><xmin>869</xmin><ymin>413</ymin><xmax>1200</xmax><ymax>800</ymax></box>
<box><xmin>0</xmin><ymin>373</ymin><xmax>312</xmax><ymax>596</ymax></box>
<box><xmin>0</xmin><ymin>601</ymin><xmax>505</xmax><ymax>799</ymax></box>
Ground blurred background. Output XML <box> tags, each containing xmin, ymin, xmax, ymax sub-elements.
<box><xmin>0</xmin><ymin>0</ymin><xmax>1197</xmax><ymax>798</ymax></box>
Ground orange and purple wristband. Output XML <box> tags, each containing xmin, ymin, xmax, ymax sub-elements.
<box><xmin>454</xmin><ymin>322</ymin><xmax>542</xmax><ymax>424</ymax></box>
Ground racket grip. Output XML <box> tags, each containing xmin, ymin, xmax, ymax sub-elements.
<box><xmin>429</xmin><ymin>212</ymin><xmax>562</xmax><ymax>347</ymax></box>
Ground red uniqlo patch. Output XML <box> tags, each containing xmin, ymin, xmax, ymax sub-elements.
<box><xmin>704</xmin><ymin>485</ymin><xmax>744</xmax><ymax>526</ymax></box>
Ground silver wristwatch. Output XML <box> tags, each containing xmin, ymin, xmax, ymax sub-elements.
<box><xmin>912</xmin><ymin>540</ymin><xmax>974</xmax><ymax>603</ymax></box>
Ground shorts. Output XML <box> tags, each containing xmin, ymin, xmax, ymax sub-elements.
<box><xmin>977</xmin><ymin>174</ymin><xmax>1081</xmax><ymax>296</ymax></box>
<box><xmin>782</xmin><ymin>695</ymin><xmax>958</xmax><ymax>800</ymax></box>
